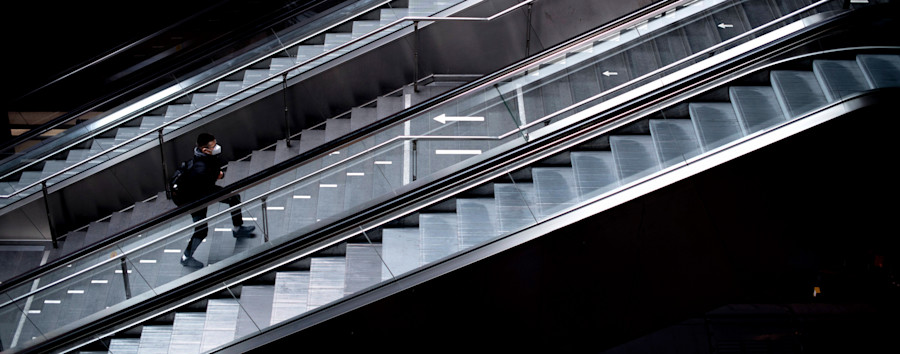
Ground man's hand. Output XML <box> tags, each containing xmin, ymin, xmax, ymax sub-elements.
<box><xmin>218</xmin><ymin>171</ymin><xmax>224</xmax><ymax>179</ymax></box>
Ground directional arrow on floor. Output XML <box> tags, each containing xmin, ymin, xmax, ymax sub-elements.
<box><xmin>717</xmin><ymin>23</ymin><xmax>733</xmax><ymax>29</ymax></box>
<box><xmin>602</xmin><ymin>71</ymin><xmax>619</xmax><ymax>77</ymax></box>
<box><xmin>434</xmin><ymin>114</ymin><xmax>484</xmax><ymax>124</ymax></box>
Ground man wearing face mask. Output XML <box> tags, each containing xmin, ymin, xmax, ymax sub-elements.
<box><xmin>178</xmin><ymin>133</ymin><xmax>256</xmax><ymax>268</ymax></box>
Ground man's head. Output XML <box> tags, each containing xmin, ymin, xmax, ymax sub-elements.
<box><xmin>197</xmin><ymin>133</ymin><xmax>220</xmax><ymax>155</ymax></box>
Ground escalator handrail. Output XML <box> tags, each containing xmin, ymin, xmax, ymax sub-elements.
<box><xmin>17</xmin><ymin>5</ymin><xmax>890</xmax><ymax>353</ymax></box>
<box><xmin>0</xmin><ymin>0</ymin><xmax>690</xmax><ymax>294</ymax></box>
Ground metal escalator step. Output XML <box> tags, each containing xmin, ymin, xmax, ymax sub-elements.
<box><xmin>326</xmin><ymin>119</ymin><xmax>351</xmax><ymax>141</ymax></box>
<box><xmin>315</xmin><ymin>161</ymin><xmax>347</xmax><ymax>222</ymax></box>
<box><xmin>308</xmin><ymin>257</ymin><xmax>345</xmax><ymax>310</ymax></box>
<box><xmin>770</xmin><ymin>70</ymin><xmax>828</xmax><ymax>118</ymax></box>
<box><xmin>857</xmin><ymin>54</ymin><xmax>900</xmax><ymax>88</ymax></box>
<box><xmin>217</xmin><ymin>161</ymin><xmax>251</xmax><ymax>187</ymax></box>
<box><xmin>83</xmin><ymin>221</ymin><xmax>110</xmax><ymax>246</ymax></box>
<box><xmin>241</xmin><ymin>69</ymin><xmax>271</xmax><ymax>89</ymax></box>
<box><xmin>323</xmin><ymin>32</ymin><xmax>353</xmax><ymax>54</ymax></box>
<box><xmin>420</xmin><ymin>213</ymin><xmax>459</xmax><ymax>264</ymax></box>
<box><xmin>626</xmin><ymin>40</ymin><xmax>662</xmax><ymax>80</ymax></box>
<box><xmin>274</xmin><ymin>139</ymin><xmax>301</xmax><ymax>164</ymax></box>
<box><xmin>138</xmin><ymin>325</ymin><xmax>174</xmax><ymax>354</ymax></box>
<box><xmin>689</xmin><ymin>102</ymin><xmax>744</xmax><ymax>152</ymax></box>
<box><xmin>107</xmin><ymin>211</ymin><xmax>133</xmax><ymax>235</ymax></box>
<box><xmin>108</xmin><ymin>338</ymin><xmax>141</xmax><ymax>354</ymax></box>
<box><xmin>298</xmin><ymin>129</ymin><xmax>326</xmax><ymax>153</ymax></box>
<box><xmin>381</xmin><ymin>228</ymin><xmax>421</xmax><ymax>281</ymax></box>
<box><xmin>376</xmin><ymin>96</ymin><xmax>404</xmax><ymax>120</ymax></box>
<box><xmin>285</xmin><ymin>161</ymin><xmax>321</xmax><ymax>232</ymax></box>
<box><xmin>268</xmin><ymin>57</ymin><xmax>296</xmax><ymax>77</ymax></box>
<box><xmin>342</xmin><ymin>151</ymin><xmax>375</xmax><ymax>212</ymax></box>
<box><xmin>494</xmin><ymin>182</ymin><xmax>537</xmax><ymax>235</ymax></box>
<box><xmin>235</xmin><ymin>285</ymin><xmax>275</xmax><ymax>338</ymax></box>
<box><xmin>271</xmin><ymin>271</ymin><xmax>310</xmax><ymax>325</ymax></box>
<box><xmin>168</xmin><ymin>312</ymin><xmax>206</xmax><ymax>353</ymax></box>
<box><xmin>729</xmin><ymin>86</ymin><xmax>786</xmax><ymax>134</ymax></box>
<box><xmin>457</xmin><ymin>198</ymin><xmax>499</xmax><ymax>249</ymax></box>
<box><xmin>199</xmin><ymin>298</ymin><xmax>241</xmax><ymax>352</ymax></box>
<box><xmin>571</xmin><ymin>151</ymin><xmax>619</xmax><ymax>199</ymax></box>
<box><xmin>350</xmin><ymin>107</ymin><xmax>378</xmax><ymax>130</ymax></box>
<box><xmin>681</xmin><ymin>13</ymin><xmax>721</xmax><ymax>53</ymax></box>
<box><xmin>379</xmin><ymin>8</ymin><xmax>408</xmax><ymax>28</ymax></box>
<box><xmin>345</xmin><ymin>243</ymin><xmax>383</xmax><ymax>294</ymax></box>
<box><xmin>248</xmin><ymin>150</ymin><xmax>276</xmax><ymax>176</ymax></box>
<box><xmin>740</xmin><ymin>0</ymin><xmax>780</xmax><ymax>28</ymax></box>
<box><xmin>709</xmin><ymin>2</ymin><xmax>752</xmax><ymax>42</ymax></box>
<box><xmin>60</xmin><ymin>231</ymin><xmax>87</xmax><ymax>257</ymax></box>
<box><xmin>351</xmin><ymin>20</ymin><xmax>380</xmax><ymax>40</ymax></box>
<box><xmin>650</xmin><ymin>119</ymin><xmax>702</xmax><ymax>168</ymax></box>
<box><xmin>566</xmin><ymin>61</ymin><xmax>603</xmax><ymax>103</ymax></box>
<box><xmin>594</xmin><ymin>52</ymin><xmax>633</xmax><ymax>93</ymax></box>
<box><xmin>533</xmin><ymin>167</ymin><xmax>578</xmax><ymax>218</ymax></box>
<box><xmin>610</xmin><ymin>135</ymin><xmax>661</xmax><ymax>184</ymax></box>
<box><xmin>813</xmin><ymin>60</ymin><xmax>871</xmax><ymax>101</ymax></box>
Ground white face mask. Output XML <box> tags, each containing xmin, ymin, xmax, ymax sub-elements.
<box><xmin>211</xmin><ymin>144</ymin><xmax>222</xmax><ymax>155</ymax></box>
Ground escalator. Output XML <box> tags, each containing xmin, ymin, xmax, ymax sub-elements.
<box><xmin>1</xmin><ymin>0</ymin><xmax>896</xmax><ymax>352</ymax></box>
<box><xmin>0</xmin><ymin>0</ymin><xmax>487</xmax><ymax>240</ymax></box>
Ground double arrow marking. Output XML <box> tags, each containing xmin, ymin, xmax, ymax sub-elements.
<box><xmin>433</xmin><ymin>114</ymin><xmax>484</xmax><ymax>124</ymax></box>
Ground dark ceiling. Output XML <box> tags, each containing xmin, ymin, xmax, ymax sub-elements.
<box><xmin>4</xmin><ymin>0</ymin><xmax>324</xmax><ymax>113</ymax></box>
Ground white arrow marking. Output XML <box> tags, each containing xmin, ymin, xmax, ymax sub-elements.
<box><xmin>602</xmin><ymin>71</ymin><xmax>619</xmax><ymax>77</ymax></box>
<box><xmin>433</xmin><ymin>114</ymin><xmax>484</xmax><ymax>124</ymax></box>
<box><xmin>717</xmin><ymin>23</ymin><xmax>733</xmax><ymax>29</ymax></box>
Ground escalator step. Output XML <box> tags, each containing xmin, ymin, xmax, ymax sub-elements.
<box><xmin>610</xmin><ymin>135</ymin><xmax>661</xmax><ymax>184</ymax></box>
<box><xmin>271</xmin><ymin>271</ymin><xmax>310</xmax><ymax>325</ymax></box>
<box><xmin>729</xmin><ymin>86</ymin><xmax>786</xmax><ymax>134</ymax></box>
<box><xmin>494</xmin><ymin>183</ymin><xmax>537</xmax><ymax>235</ymax></box>
<box><xmin>532</xmin><ymin>167</ymin><xmax>578</xmax><ymax>218</ymax></box>
<box><xmin>138</xmin><ymin>325</ymin><xmax>173</xmax><ymax>353</ymax></box>
<box><xmin>857</xmin><ymin>54</ymin><xmax>900</xmax><ymax>88</ymax></box>
<box><xmin>420</xmin><ymin>213</ymin><xmax>459</xmax><ymax>264</ymax></box>
<box><xmin>770</xmin><ymin>70</ymin><xmax>829</xmax><ymax>118</ymax></box>
<box><xmin>168</xmin><ymin>312</ymin><xmax>206</xmax><ymax>353</ymax></box>
<box><xmin>689</xmin><ymin>102</ymin><xmax>745</xmax><ymax>152</ymax></box>
<box><xmin>650</xmin><ymin>119</ymin><xmax>702</xmax><ymax>168</ymax></box>
<box><xmin>345</xmin><ymin>244</ymin><xmax>383</xmax><ymax>294</ymax></box>
<box><xmin>199</xmin><ymin>298</ymin><xmax>241</xmax><ymax>352</ymax></box>
<box><xmin>571</xmin><ymin>151</ymin><xmax>619</xmax><ymax>199</ymax></box>
<box><xmin>308</xmin><ymin>257</ymin><xmax>346</xmax><ymax>310</ymax></box>
<box><xmin>813</xmin><ymin>59</ymin><xmax>872</xmax><ymax>101</ymax></box>
<box><xmin>457</xmin><ymin>198</ymin><xmax>499</xmax><ymax>249</ymax></box>
<box><xmin>234</xmin><ymin>285</ymin><xmax>275</xmax><ymax>338</ymax></box>
<box><xmin>381</xmin><ymin>228</ymin><xmax>421</xmax><ymax>281</ymax></box>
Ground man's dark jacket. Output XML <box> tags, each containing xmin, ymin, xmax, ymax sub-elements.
<box><xmin>178</xmin><ymin>148</ymin><xmax>225</xmax><ymax>204</ymax></box>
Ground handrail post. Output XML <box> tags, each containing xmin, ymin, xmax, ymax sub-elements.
<box><xmin>411</xmin><ymin>139</ymin><xmax>418</xmax><ymax>182</ymax></box>
<box><xmin>282</xmin><ymin>74</ymin><xmax>292</xmax><ymax>148</ymax></box>
<box><xmin>525</xmin><ymin>2</ymin><xmax>533</xmax><ymax>57</ymax></box>
<box><xmin>120</xmin><ymin>257</ymin><xmax>132</xmax><ymax>299</ymax></box>
<box><xmin>413</xmin><ymin>20</ymin><xmax>420</xmax><ymax>93</ymax></box>
<box><xmin>41</xmin><ymin>181</ymin><xmax>59</xmax><ymax>249</ymax></box>
<box><xmin>260</xmin><ymin>196</ymin><xmax>270</xmax><ymax>243</ymax></box>
<box><xmin>158</xmin><ymin>129</ymin><xmax>171</xmax><ymax>199</ymax></box>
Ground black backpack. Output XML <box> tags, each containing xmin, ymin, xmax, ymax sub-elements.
<box><xmin>169</xmin><ymin>159</ymin><xmax>194</xmax><ymax>205</ymax></box>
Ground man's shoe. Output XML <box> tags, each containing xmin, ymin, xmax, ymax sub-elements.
<box><xmin>232</xmin><ymin>225</ymin><xmax>256</xmax><ymax>238</ymax></box>
<box><xmin>181</xmin><ymin>255</ymin><xmax>203</xmax><ymax>268</ymax></box>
